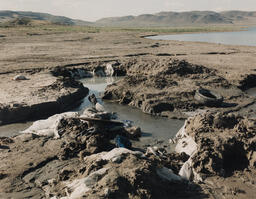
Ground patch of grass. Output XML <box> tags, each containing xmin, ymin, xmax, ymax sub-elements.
<box><xmin>113</xmin><ymin>25</ymin><xmax>245</xmax><ymax>33</ymax></box>
<box><xmin>0</xmin><ymin>23</ymin><xmax>245</xmax><ymax>35</ymax></box>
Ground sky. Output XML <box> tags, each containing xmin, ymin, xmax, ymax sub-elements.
<box><xmin>0</xmin><ymin>0</ymin><xmax>256</xmax><ymax>22</ymax></box>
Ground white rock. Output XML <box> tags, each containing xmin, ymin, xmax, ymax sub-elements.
<box><xmin>178</xmin><ymin>157</ymin><xmax>203</xmax><ymax>182</ymax></box>
<box><xmin>179</xmin><ymin>158</ymin><xmax>193</xmax><ymax>180</ymax></box>
<box><xmin>104</xmin><ymin>188</ymin><xmax>111</xmax><ymax>196</ymax></box>
<box><xmin>175</xmin><ymin>121</ymin><xmax>197</xmax><ymax>156</ymax></box>
<box><xmin>84</xmin><ymin>148</ymin><xmax>144</xmax><ymax>163</ymax></box>
<box><xmin>61</xmin><ymin>168</ymin><xmax>109</xmax><ymax>199</ymax></box>
<box><xmin>21</xmin><ymin>112</ymin><xmax>78</xmax><ymax>138</ymax></box>
<box><xmin>101</xmin><ymin>148</ymin><xmax>144</xmax><ymax>162</ymax></box>
<box><xmin>105</xmin><ymin>63</ymin><xmax>114</xmax><ymax>77</ymax></box>
<box><xmin>95</xmin><ymin>102</ymin><xmax>105</xmax><ymax>112</ymax></box>
<box><xmin>174</xmin><ymin>118</ymin><xmax>203</xmax><ymax>182</ymax></box>
<box><xmin>13</xmin><ymin>75</ymin><xmax>28</xmax><ymax>81</ymax></box>
<box><xmin>81</xmin><ymin>107</ymin><xmax>115</xmax><ymax>120</ymax></box>
<box><xmin>146</xmin><ymin>147</ymin><xmax>158</xmax><ymax>156</ymax></box>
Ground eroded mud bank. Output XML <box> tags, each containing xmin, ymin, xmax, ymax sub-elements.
<box><xmin>0</xmin><ymin>111</ymin><xmax>255</xmax><ymax>198</ymax></box>
<box><xmin>103</xmin><ymin>58</ymin><xmax>256</xmax><ymax>119</ymax></box>
<box><xmin>0</xmin><ymin>75</ymin><xmax>89</xmax><ymax>125</ymax></box>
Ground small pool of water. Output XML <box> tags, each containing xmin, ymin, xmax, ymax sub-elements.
<box><xmin>77</xmin><ymin>77</ymin><xmax>184</xmax><ymax>145</ymax></box>
<box><xmin>0</xmin><ymin>122</ymin><xmax>32</xmax><ymax>137</ymax></box>
<box><xmin>148</xmin><ymin>27</ymin><xmax>256</xmax><ymax>46</ymax></box>
<box><xmin>246</xmin><ymin>87</ymin><xmax>256</xmax><ymax>97</ymax></box>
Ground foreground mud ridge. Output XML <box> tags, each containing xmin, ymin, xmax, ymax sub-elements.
<box><xmin>0</xmin><ymin>114</ymin><xmax>202</xmax><ymax>199</ymax></box>
<box><xmin>1</xmin><ymin>111</ymin><xmax>256</xmax><ymax>198</ymax></box>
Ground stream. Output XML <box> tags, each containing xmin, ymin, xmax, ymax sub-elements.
<box><xmin>76</xmin><ymin>77</ymin><xmax>185</xmax><ymax>149</ymax></box>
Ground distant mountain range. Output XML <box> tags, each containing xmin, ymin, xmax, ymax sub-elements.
<box><xmin>0</xmin><ymin>11</ymin><xmax>92</xmax><ymax>26</ymax></box>
<box><xmin>96</xmin><ymin>11</ymin><xmax>256</xmax><ymax>26</ymax></box>
<box><xmin>0</xmin><ymin>10</ymin><xmax>256</xmax><ymax>27</ymax></box>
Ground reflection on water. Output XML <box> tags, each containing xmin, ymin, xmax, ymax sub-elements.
<box><xmin>75</xmin><ymin>77</ymin><xmax>122</xmax><ymax>112</ymax></box>
<box><xmin>148</xmin><ymin>27</ymin><xmax>256</xmax><ymax>46</ymax></box>
<box><xmin>79</xmin><ymin>77</ymin><xmax>184</xmax><ymax>142</ymax></box>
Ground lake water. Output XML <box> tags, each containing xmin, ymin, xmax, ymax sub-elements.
<box><xmin>148</xmin><ymin>27</ymin><xmax>256</xmax><ymax>46</ymax></box>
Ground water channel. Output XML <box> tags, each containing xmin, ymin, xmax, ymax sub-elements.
<box><xmin>0</xmin><ymin>77</ymin><xmax>185</xmax><ymax>149</ymax></box>
<box><xmin>76</xmin><ymin>77</ymin><xmax>184</xmax><ymax>148</ymax></box>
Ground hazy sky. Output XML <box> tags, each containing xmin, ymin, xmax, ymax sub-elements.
<box><xmin>0</xmin><ymin>0</ymin><xmax>256</xmax><ymax>21</ymax></box>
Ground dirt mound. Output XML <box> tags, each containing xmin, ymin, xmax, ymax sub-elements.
<box><xmin>0</xmin><ymin>116</ymin><xmax>116</xmax><ymax>197</ymax></box>
<box><xmin>158</xmin><ymin>60</ymin><xmax>213</xmax><ymax>76</ymax></box>
<box><xmin>46</xmin><ymin>150</ymin><xmax>203</xmax><ymax>199</ymax></box>
<box><xmin>55</xmin><ymin>117</ymin><xmax>117</xmax><ymax>160</ymax></box>
<box><xmin>184</xmin><ymin>113</ymin><xmax>256</xmax><ymax>177</ymax></box>
<box><xmin>103</xmin><ymin>58</ymin><xmax>251</xmax><ymax>118</ymax></box>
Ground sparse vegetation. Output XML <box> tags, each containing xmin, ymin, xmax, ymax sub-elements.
<box><xmin>0</xmin><ymin>23</ymin><xmax>245</xmax><ymax>35</ymax></box>
<box><xmin>0</xmin><ymin>10</ymin><xmax>254</xmax><ymax>34</ymax></box>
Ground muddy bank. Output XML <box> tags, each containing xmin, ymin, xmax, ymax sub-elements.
<box><xmin>1</xmin><ymin>111</ymin><xmax>255</xmax><ymax>198</ymax></box>
<box><xmin>0</xmin><ymin>72</ymin><xmax>89</xmax><ymax>125</ymax></box>
<box><xmin>103</xmin><ymin>58</ymin><xmax>255</xmax><ymax>119</ymax></box>
<box><xmin>0</xmin><ymin>114</ymin><xmax>204</xmax><ymax>199</ymax></box>
<box><xmin>176</xmin><ymin>112</ymin><xmax>256</xmax><ymax>198</ymax></box>
<box><xmin>0</xmin><ymin>59</ymin><xmax>128</xmax><ymax>126</ymax></box>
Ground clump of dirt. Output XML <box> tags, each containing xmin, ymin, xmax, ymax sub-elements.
<box><xmin>36</xmin><ymin>77</ymin><xmax>85</xmax><ymax>92</ymax></box>
<box><xmin>184</xmin><ymin>112</ymin><xmax>256</xmax><ymax>177</ymax></box>
<box><xmin>0</xmin><ymin>137</ymin><xmax>14</xmax><ymax>145</ymax></box>
<box><xmin>47</xmin><ymin>152</ymin><xmax>204</xmax><ymax>199</ymax></box>
<box><xmin>158</xmin><ymin>59</ymin><xmax>213</xmax><ymax>76</ymax></box>
<box><xmin>55</xmin><ymin>118</ymin><xmax>116</xmax><ymax>160</ymax></box>
<box><xmin>103</xmin><ymin>58</ymin><xmax>250</xmax><ymax>118</ymax></box>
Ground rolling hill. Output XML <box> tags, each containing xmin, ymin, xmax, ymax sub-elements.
<box><xmin>0</xmin><ymin>10</ymin><xmax>92</xmax><ymax>26</ymax></box>
<box><xmin>0</xmin><ymin>10</ymin><xmax>255</xmax><ymax>27</ymax></box>
<box><xmin>95</xmin><ymin>10</ymin><xmax>256</xmax><ymax>27</ymax></box>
